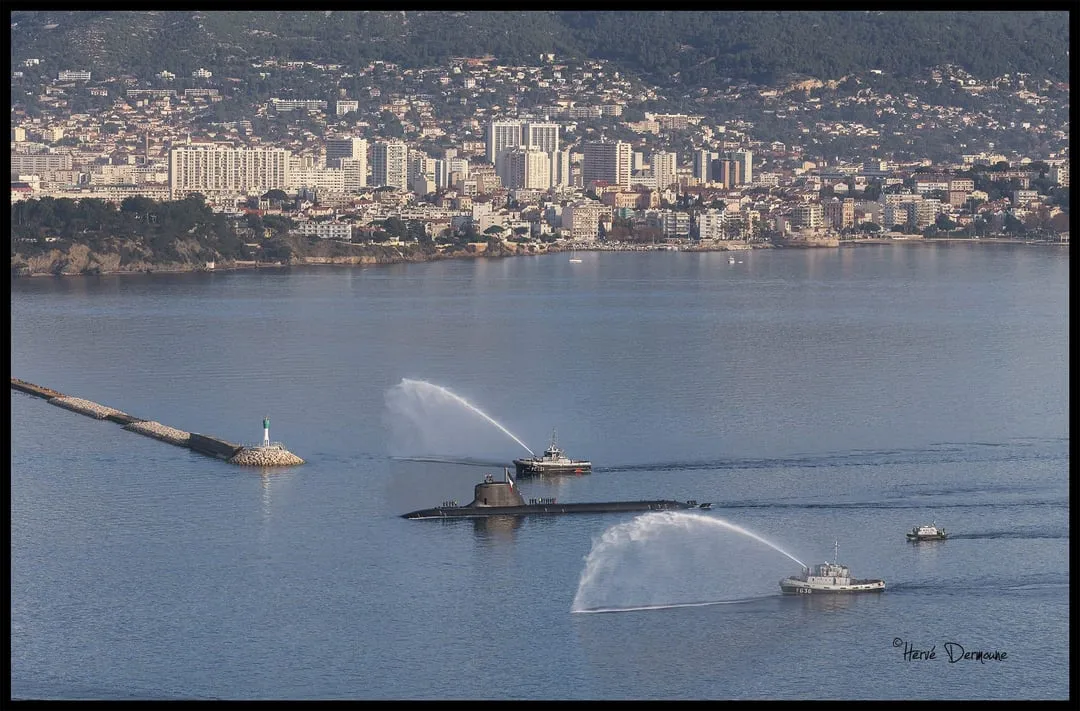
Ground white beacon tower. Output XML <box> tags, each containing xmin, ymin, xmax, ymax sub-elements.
<box><xmin>262</xmin><ymin>417</ymin><xmax>270</xmax><ymax>447</ymax></box>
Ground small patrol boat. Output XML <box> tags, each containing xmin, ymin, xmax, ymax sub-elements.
<box><xmin>779</xmin><ymin>541</ymin><xmax>885</xmax><ymax>595</ymax></box>
<box><xmin>512</xmin><ymin>430</ymin><xmax>591</xmax><ymax>476</ymax></box>
<box><xmin>906</xmin><ymin>523</ymin><xmax>948</xmax><ymax>542</ymax></box>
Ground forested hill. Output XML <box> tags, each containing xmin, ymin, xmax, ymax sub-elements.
<box><xmin>9</xmin><ymin>10</ymin><xmax>1071</xmax><ymax>85</ymax></box>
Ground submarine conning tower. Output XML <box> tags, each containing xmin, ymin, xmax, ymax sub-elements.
<box><xmin>467</xmin><ymin>472</ymin><xmax>526</xmax><ymax>507</ymax></box>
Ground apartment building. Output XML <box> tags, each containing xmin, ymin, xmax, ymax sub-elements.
<box><xmin>371</xmin><ymin>141</ymin><xmax>409</xmax><ymax>189</ymax></box>
<box><xmin>487</xmin><ymin>120</ymin><xmax>523</xmax><ymax>165</ymax></box>
<box><xmin>823</xmin><ymin>197</ymin><xmax>855</xmax><ymax>229</ymax></box>
<box><xmin>502</xmin><ymin>147</ymin><xmax>551</xmax><ymax>190</ymax></box>
<box><xmin>793</xmin><ymin>202</ymin><xmax>824</xmax><ymax>229</ymax></box>
<box><xmin>651</xmin><ymin>151</ymin><xmax>678</xmax><ymax>191</ymax></box>
<box><xmin>561</xmin><ymin>201</ymin><xmax>611</xmax><ymax>241</ymax></box>
<box><xmin>582</xmin><ymin>141</ymin><xmax>632</xmax><ymax>189</ymax></box>
<box><xmin>168</xmin><ymin>144</ymin><xmax>290</xmax><ymax>199</ymax></box>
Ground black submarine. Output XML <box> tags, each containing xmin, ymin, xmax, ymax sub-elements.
<box><xmin>401</xmin><ymin>469</ymin><xmax>712</xmax><ymax>520</ymax></box>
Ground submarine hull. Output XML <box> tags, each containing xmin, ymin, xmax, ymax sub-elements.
<box><xmin>402</xmin><ymin>500</ymin><xmax>710</xmax><ymax>520</ymax></box>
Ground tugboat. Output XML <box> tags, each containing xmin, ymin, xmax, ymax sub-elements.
<box><xmin>779</xmin><ymin>541</ymin><xmax>885</xmax><ymax>595</ymax></box>
<box><xmin>401</xmin><ymin>469</ymin><xmax>711</xmax><ymax>519</ymax></box>
<box><xmin>906</xmin><ymin>523</ymin><xmax>948</xmax><ymax>542</ymax></box>
<box><xmin>512</xmin><ymin>430</ymin><xmax>591</xmax><ymax>476</ymax></box>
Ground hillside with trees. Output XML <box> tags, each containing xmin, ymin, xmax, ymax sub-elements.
<box><xmin>10</xmin><ymin>11</ymin><xmax>1070</xmax><ymax>87</ymax></box>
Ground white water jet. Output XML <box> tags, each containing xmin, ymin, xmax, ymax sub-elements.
<box><xmin>571</xmin><ymin>511</ymin><xmax>806</xmax><ymax>613</ymax></box>
<box><xmin>385</xmin><ymin>378</ymin><xmax>535</xmax><ymax>457</ymax></box>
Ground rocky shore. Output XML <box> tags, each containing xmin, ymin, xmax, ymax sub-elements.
<box><xmin>11</xmin><ymin>234</ymin><xmax>1064</xmax><ymax>278</ymax></box>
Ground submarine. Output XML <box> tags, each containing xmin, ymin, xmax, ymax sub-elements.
<box><xmin>401</xmin><ymin>469</ymin><xmax>712</xmax><ymax>520</ymax></box>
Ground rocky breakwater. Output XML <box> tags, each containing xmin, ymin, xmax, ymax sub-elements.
<box><xmin>48</xmin><ymin>396</ymin><xmax>126</xmax><ymax>419</ymax></box>
<box><xmin>123</xmin><ymin>420</ymin><xmax>192</xmax><ymax>447</ymax></box>
<box><xmin>228</xmin><ymin>445</ymin><xmax>305</xmax><ymax>467</ymax></box>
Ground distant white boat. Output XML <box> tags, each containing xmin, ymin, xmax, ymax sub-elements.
<box><xmin>569</xmin><ymin>249</ymin><xmax>582</xmax><ymax>263</ymax></box>
<box><xmin>728</xmin><ymin>256</ymin><xmax>736</xmax><ymax>264</ymax></box>
<box><xmin>907</xmin><ymin>523</ymin><xmax>948</xmax><ymax>542</ymax></box>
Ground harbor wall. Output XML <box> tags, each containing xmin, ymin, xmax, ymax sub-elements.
<box><xmin>10</xmin><ymin>378</ymin><xmax>64</xmax><ymax>399</ymax></box>
<box><xmin>106</xmin><ymin>412</ymin><xmax>145</xmax><ymax>426</ymax></box>
<box><xmin>190</xmin><ymin>433</ymin><xmax>244</xmax><ymax>460</ymax></box>
<box><xmin>12</xmin><ymin>377</ymin><xmax>301</xmax><ymax>467</ymax></box>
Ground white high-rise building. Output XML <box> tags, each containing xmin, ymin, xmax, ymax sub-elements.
<box><xmin>435</xmin><ymin>156</ymin><xmax>470</xmax><ymax>190</ymax></box>
<box><xmin>523</xmin><ymin>122</ymin><xmax>560</xmax><ymax>154</ymax></box>
<box><xmin>503</xmin><ymin>148</ymin><xmax>551</xmax><ymax>190</ymax></box>
<box><xmin>487</xmin><ymin>121</ymin><xmax>523</xmax><ymax>165</ymax></box>
<box><xmin>325</xmin><ymin>137</ymin><xmax>367</xmax><ymax>188</ymax></box>
<box><xmin>169</xmin><ymin>144</ymin><xmax>290</xmax><ymax>199</ymax></box>
<box><xmin>582</xmin><ymin>141</ymin><xmax>632</xmax><ymax>189</ymax></box>
<box><xmin>651</xmin><ymin>151</ymin><xmax>677</xmax><ymax>191</ymax></box>
<box><xmin>551</xmin><ymin>150</ymin><xmax>571</xmax><ymax>188</ymax></box>
<box><xmin>372</xmin><ymin>141</ymin><xmax>409</xmax><ymax>189</ymax></box>
<box><xmin>338</xmin><ymin>158</ymin><xmax>367</xmax><ymax>192</ymax></box>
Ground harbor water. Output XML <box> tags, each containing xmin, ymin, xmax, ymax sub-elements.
<box><xmin>11</xmin><ymin>244</ymin><xmax>1069</xmax><ymax>699</ymax></box>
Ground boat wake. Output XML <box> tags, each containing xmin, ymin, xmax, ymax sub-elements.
<box><xmin>887</xmin><ymin>572</ymin><xmax>1069</xmax><ymax>595</ymax></box>
<box><xmin>597</xmin><ymin>440</ymin><xmax>1067</xmax><ymax>474</ymax></box>
<box><xmin>717</xmin><ymin>499</ymin><xmax>1067</xmax><ymax>511</ymax></box>
<box><xmin>389</xmin><ymin>455</ymin><xmax>508</xmax><ymax>468</ymax></box>
<box><xmin>572</xmin><ymin>595</ymin><xmax>776</xmax><ymax>614</ymax></box>
<box><xmin>945</xmin><ymin>531</ymin><xmax>1068</xmax><ymax>540</ymax></box>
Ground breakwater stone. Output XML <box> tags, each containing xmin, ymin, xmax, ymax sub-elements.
<box><xmin>228</xmin><ymin>446</ymin><xmax>305</xmax><ymax>467</ymax></box>
<box><xmin>15</xmin><ymin>378</ymin><xmax>304</xmax><ymax>466</ymax></box>
<box><xmin>48</xmin><ymin>396</ymin><xmax>125</xmax><ymax>420</ymax></box>
<box><xmin>123</xmin><ymin>420</ymin><xmax>192</xmax><ymax>447</ymax></box>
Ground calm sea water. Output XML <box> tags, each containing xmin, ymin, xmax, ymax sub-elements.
<box><xmin>10</xmin><ymin>244</ymin><xmax>1069</xmax><ymax>700</ymax></box>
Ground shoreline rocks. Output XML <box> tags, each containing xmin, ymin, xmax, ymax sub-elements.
<box><xmin>228</xmin><ymin>446</ymin><xmax>305</xmax><ymax>467</ymax></box>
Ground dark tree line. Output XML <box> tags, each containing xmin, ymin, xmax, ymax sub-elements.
<box><xmin>11</xmin><ymin>195</ymin><xmax>249</xmax><ymax>262</ymax></box>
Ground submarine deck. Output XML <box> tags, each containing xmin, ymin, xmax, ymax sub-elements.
<box><xmin>402</xmin><ymin>499</ymin><xmax>710</xmax><ymax>519</ymax></box>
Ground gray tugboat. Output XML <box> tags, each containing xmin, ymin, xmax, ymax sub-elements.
<box><xmin>779</xmin><ymin>541</ymin><xmax>885</xmax><ymax>595</ymax></box>
<box><xmin>512</xmin><ymin>429</ymin><xmax>591</xmax><ymax>476</ymax></box>
<box><xmin>401</xmin><ymin>468</ymin><xmax>710</xmax><ymax>519</ymax></box>
<box><xmin>906</xmin><ymin>523</ymin><xmax>948</xmax><ymax>542</ymax></box>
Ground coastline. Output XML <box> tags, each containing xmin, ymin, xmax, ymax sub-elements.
<box><xmin>10</xmin><ymin>236</ymin><xmax>1067</xmax><ymax>278</ymax></box>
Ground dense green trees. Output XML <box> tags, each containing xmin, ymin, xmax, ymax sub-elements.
<box><xmin>11</xmin><ymin>196</ymin><xmax>247</xmax><ymax>261</ymax></box>
<box><xmin>10</xmin><ymin>11</ymin><xmax>1070</xmax><ymax>87</ymax></box>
